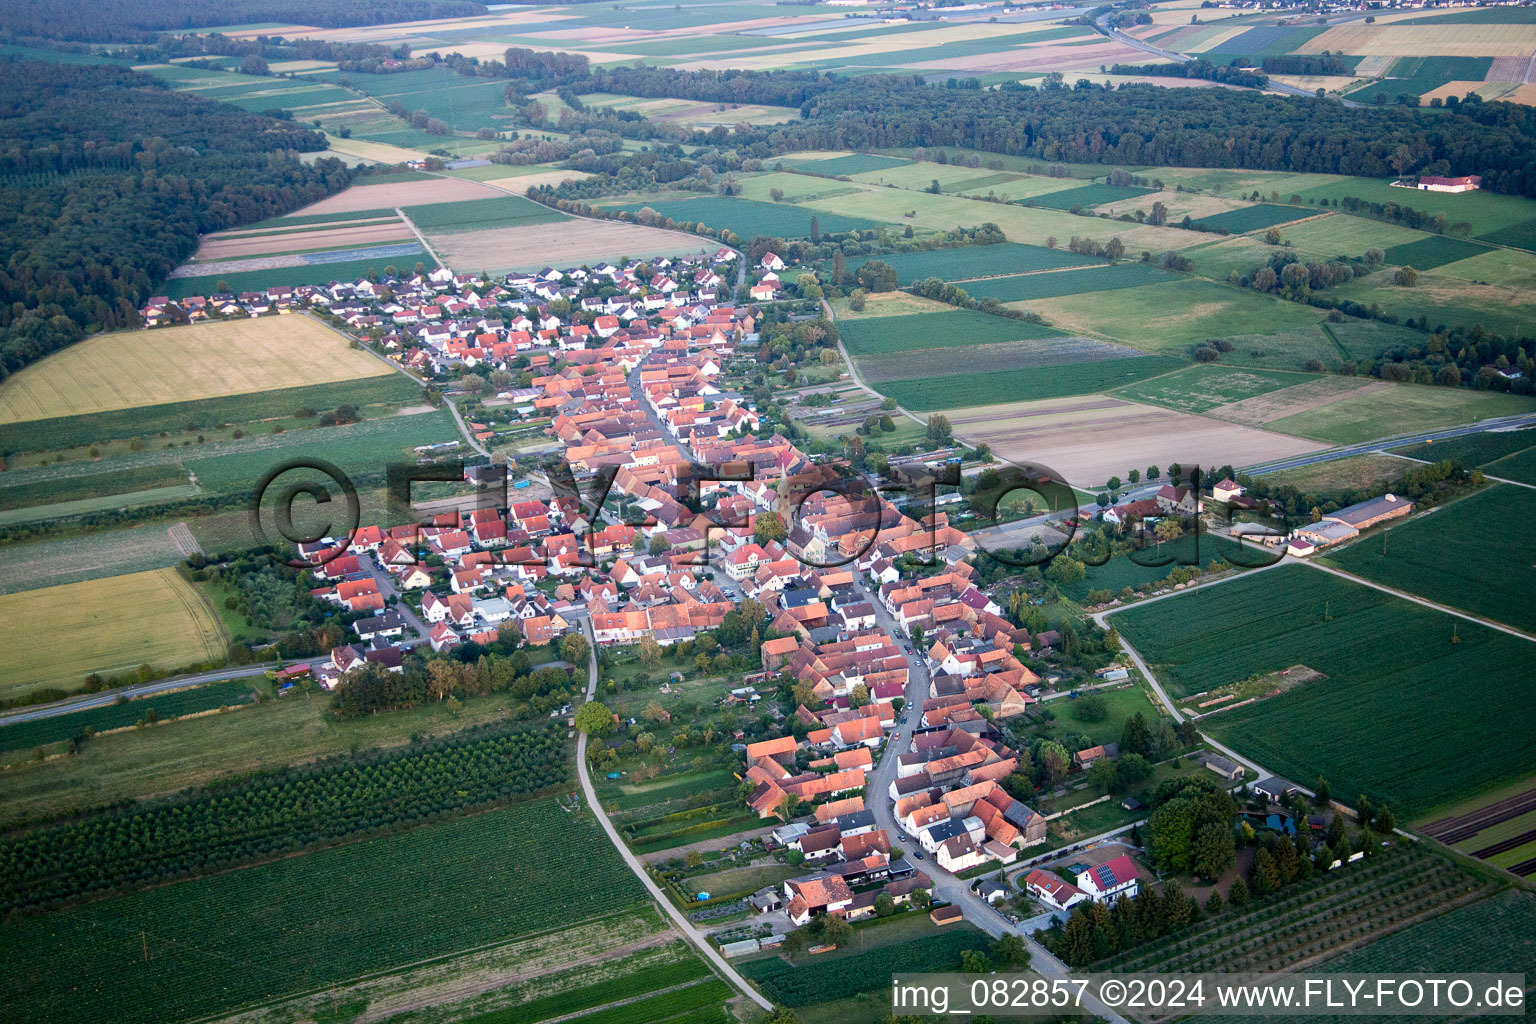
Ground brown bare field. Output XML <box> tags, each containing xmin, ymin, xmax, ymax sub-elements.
<box><xmin>944</xmin><ymin>395</ymin><xmax>1324</xmax><ymax>487</ymax></box>
<box><xmin>431</xmin><ymin>219</ymin><xmax>710</xmax><ymax>273</ymax></box>
<box><xmin>1208</xmin><ymin>378</ymin><xmax>1392</xmax><ymax>425</ymax></box>
<box><xmin>193</xmin><ymin>221</ymin><xmax>413</xmax><ymax>261</ymax></box>
<box><xmin>292</xmin><ymin>177</ymin><xmax>504</xmax><ymax>216</ymax></box>
<box><xmin>1300</xmin><ymin>24</ymin><xmax>1536</xmax><ymax>57</ymax></box>
<box><xmin>1507</xmin><ymin>83</ymin><xmax>1536</xmax><ymax>104</ymax></box>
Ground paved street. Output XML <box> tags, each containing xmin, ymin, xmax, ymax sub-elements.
<box><xmin>849</xmin><ymin>574</ymin><xmax>1133</xmax><ymax>1024</ymax></box>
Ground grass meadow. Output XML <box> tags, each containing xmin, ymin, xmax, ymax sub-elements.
<box><xmin>1263</xmin><ymin>383</ymin><xmax>1535</xmax><ymax>444</ymax></box>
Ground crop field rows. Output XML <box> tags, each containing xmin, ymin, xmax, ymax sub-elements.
<box><xmin>605</xmin><ymin>195</ymin><xmax>881</xmax><ymax>239</ymax></box>
<box><xmin>1325</xmin><ymin>485</ymin><xmax>1536</xmax><ymax>634</ymax></box>
<box><xmin>0</xmin><ymin>569</ymin><xmax>227</xmax><ymax>699</ymax></box>
<box><xmin>1116</xmin><ymin>564</ymin><xmax>1536</xmax><ymax>818</ymax></box>
<box><xmin>1101</xmin><ymin>845</ymin><xmax>1492</xmax><ymax>975</ymax></box>
<box><xmin>0</xmin><ymin>679</ymin><xmax>259</xmax><ymax>755</ymax></box>
<box><xmin>0</xmin><ymin>799</ymin><xmax>648</xmax><ymax>1024</ymax></box>
<box><xmin>1393</xmin><ymin>427</ymin><xmax>1536</xmax><ymax>485</ymax></box>
<box><xmin>741</xmin><ymin>928</ymin><xmax>982</xmax><ymax>1006</ymax></box>
<box><xmin>840</xmin><ymin>242</ymin><xmax>1099</xmax><ymax>285</ymax></box>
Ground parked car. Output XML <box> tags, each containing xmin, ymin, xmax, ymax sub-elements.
<box><xmin>913</xmin><ymin>850</ymin><xmax>924</xmax><ymax>859</ymax></box>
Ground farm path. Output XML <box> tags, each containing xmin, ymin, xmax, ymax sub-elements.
<box><xmin>1377</xmin><ymin>449</ymin><xmax>1536</xmax><ymax>491</ymax></box>
<box><xmin>573</xmin><ymin>617</ymin><xmax>774</xmax><ymax>1012</ymax></box>
<box><xmin>396</xmin><ymin>206</ymin><xmax>451</xmax><ymax>274</ymax></box>
<box><xmin>1302</xmin><ymin>560</ymin><xmax>1536</xmax><ymax>644</ymax></box>
<box><xmin>0</xmin><ymin>661</ymin><xmax>277</xmax><ymax>726</ymax></box>
<box><xmin>304</xmin><ymin>312</ymin><xmax>489</xmax><ymax>458</ymax></box>
<box><xmin>348</xmin><ymin>929</ymin><xmax>680</xmax><ymax>1024</ymax></box>
<box><xmin>822</xmin><ymin>296</ymin><xmax>928</xmax><ymax>430</ymax></box>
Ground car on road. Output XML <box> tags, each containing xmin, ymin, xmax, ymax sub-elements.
<box><xmin>913</xmin><ymin>850</ymin><xmax>924</xmax><ymax>859</ymax></box>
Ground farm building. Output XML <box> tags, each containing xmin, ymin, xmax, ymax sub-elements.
<box><xmin>1417</xmin><ymin>175</ymin><xmax>1482</xmax><ymax>193</ymax></box>
<box><xmin>1323</xmin><ymin>493</ymin><xmax>1414</xmax><ymax>531</ymax></box>
<box><xmin>1201</xmin><ymin>753</ymin><xmax>1245</xmax><ymax>781</ymax></box>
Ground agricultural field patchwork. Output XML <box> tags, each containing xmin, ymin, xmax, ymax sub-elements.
<box><xmin>857</xmin><ymin>335</ymin><xmax>1149</xmax><ymax>383</ymax></box>
<box><xmin>1262</xmin><ymin>383</ymin><xmax>1536</xmax><ymax>445</ymax></box>
<box><xmin>1324</xmin><ymin>484</ymin><xmax>1536</xmax><ymax>633</ymax></box>
<box><xmin>740</xmin><ymin>926</ymin><xmax>984</xmax><ymax>1006</ymax></box>
<box><xmin>0</xmin><ymin>799</ymin><xmax>648</xmax><ymax>1024</ymax></box>
<box><xmin>1022</xmin><ymin>182</ymin><xmax>1156</xmax><ymax>210</ymax></box>
<box><xmin>1116</xmin><ymin>564</ymin><xmax>1536</xmax><ymax>818</ymax></box>
<box><xmin>0</xmin><ymin>569</ymin><xmax>226</xmax><ymax>699</ymax></box>
<box><xmin>839</xmin><ymin>242</ymin><xmax>1099</xmax><ymax>285</ymax></box>
<box><xmin>605</xmin><ymin>195</ymin><xmax>880</xmax><ymax>239</ymax></box>
<box><xmin>1392</xmin><ymin>427</ymin><xmax>1536</xmax><ymax>485</ymax></box>
<box><xmin>1189</xmin><ymin>204</ymin><xmax>1321</xmax><ymax>234</ymax></box>
<box><xmin>0</xmin><ymin>318</ymin><xmax>390</xmax><ymax>423</ymax></box>
<box><xmin>876</xmin><ymin>355</ymin><xmax>1187</xmax><ymax>411</ymax></box>
<box><xmin>1111</xmin><ymin>364</ymin><xmax>1319</xmax><ymax>414</ymax></box>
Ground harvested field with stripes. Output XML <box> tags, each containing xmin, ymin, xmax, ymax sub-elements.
<box><xmin>1423</xmin><ymin>785</ymin><xmax>1536</xmax><ymax>877</ymax></box>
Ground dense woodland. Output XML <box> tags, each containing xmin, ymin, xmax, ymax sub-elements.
<box><xmin>0</xmin><ymin>61</ymin><xmax>348</xmax><ymax>382</ymax></box>
<box><xmin>0</xmin><ymin>0</ymin><xmax>486</xmax><ymax>43</ymax></box>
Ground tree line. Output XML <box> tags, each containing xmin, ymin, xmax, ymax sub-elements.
<box><xmin>0</xmin><ymin>61</ymin><xmax>349</xmax><ymax>383</ymax></box>
<box><xmin>0</xmin><ymin>0</ymin><xmax>486</xmax><ymax>44</ymax></box>
<box><xmin>0</xmin><ymin>719</ymin><xmax>565</xmax><ymax>915</ymax></box>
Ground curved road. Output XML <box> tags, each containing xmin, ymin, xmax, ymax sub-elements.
<box><xmin>847</xmin><ymin>574</ymin><xmax>1132</xmax><ymax>1024</ymax></box>
<box><xmin>572</xmin><ymin>619</ymin><xmax>774</xmax><ymax>1013</ymax></box>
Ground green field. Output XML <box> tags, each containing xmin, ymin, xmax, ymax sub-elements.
<box><xmin>404</xmin><ymin>195</ymin><xmax>568</xmax><ymax>233</ymax></box>
<box><xmin>877</xmin><ymin>355</ymin><xmax>1187</xmax><ymax>410</ymax></box>
<box><xmin>839</xmin><ymin>309</ymin><xmax>1063</xmax><ymax>356</ymax></box>
<box><xmin>790</xmin><ymin>154</ymin><xmax>910</xmax><ymax>176</ymax></box>
<box><xmin>1264</xmin><ymin>384</ymin><xmax>1535</xmax><ymax>445</ymax></box>
<box><xmin>959</xmin><ymin>263</ymin><xmax>1173</xmax><ymax>303</ymax></box>
<box><xmin>1024</xmin><ymin>183</ymin><xmax>1156</xmax><ymax>210</ymax></box>
<box><xmin>1015</xmin><ymin>278</ymin><xmax>1329</xmax><ymax>365</ymax></box>
<box><xmin>0</xmin><ymin>679</ymin><xmax>258</xmax><ymax>754</ymax></box>
<box><xmin>1058</xmin><ymin>534</ymin><xmax>1266</xmax><ymax>602</ymax></box>
<box><xmin>1224</xmin><ymin>890</ymin><xmax>1536</xmax><ymax>1024</ymax></box>
<box><xmin>1380</xmin><ymin>234</ymin><xmax>1490</xmax><ymax>271</ymax></box>
<box><xmin>1294</xmin><ymin>178</ymin><xmax>1536</xmax><ymax>240</ymax></box>
<box><xmin>1112</xmin><ymin>364</ymin><xmax>1317</xmax><ymax>413</ymax></box>
<box><xmin>856</xmin><ymin>334</ymin><xmax>1150</xmax><ymax>383</ymax></box>
<box><xmin>1190</xmin><ymin>204</ymin><xmax>1318</xmax><ymax>234</ymax></box>
<box><xmin>842</xmin><ymin>242</ymin><xmax>1098</xmax><ymax>284</ymax></box>
<box><xmin>1393</xmin><ymin>427</ymin><xmax>1536</xmax><ymax>485</ymax></box>
<box><xmin>1476</xmin><ymin>217</ymin><xmax>1536</xmax><ymax>252</ymax></box>
<box><xmin>1116</xmin><ymin>564</ymin><xmax>1536</xmax><ymax>818</ymax></box>
<box><xmin>607</xmin><ymin>196</ymin><xmax>880</xmax><ymax>239</ymax></box>
<box><xmin>0</xmin><ymin>800</ymin><xmax>647</xmax><ymax>1024</ymax></box>
<box><xmin>740</xmin><ymin>928</ymin><xmax>981</xmax><ymax>1006</ymax></box>
<box><xmin>1326</xmin><ymin>485</ymin><xmax>1536</xmax><ymax>632</ymax></box>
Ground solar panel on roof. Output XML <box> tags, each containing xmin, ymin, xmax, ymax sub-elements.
<box><xmin>1095</xmin><ymin>864</ymin><xmax>1117</xmax><ymax>887</ymax></box>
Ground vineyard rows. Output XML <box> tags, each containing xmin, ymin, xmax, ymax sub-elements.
<box><xmin>1102</xmin><ymin>847</ymin><xmax>1490</xmax><ymax>975</ymax></box>
<box><xmin>0</xmin><ymin>719</ymin><xmax>567</xmax><ymax>913</ymax></box>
